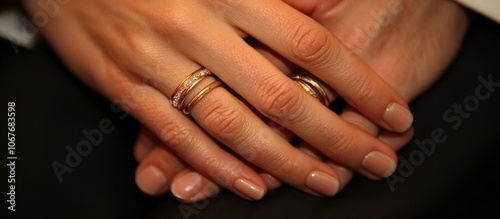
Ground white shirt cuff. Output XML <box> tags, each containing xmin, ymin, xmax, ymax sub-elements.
<box><xmin>0</xmin><ymin>8</ymin><xmax>38</xmax><ymax>49</ymax></box>
<box><xmin>456</xmin><ymin>0</ymin><xmax>500</xmax><ymax>23</ymax></box>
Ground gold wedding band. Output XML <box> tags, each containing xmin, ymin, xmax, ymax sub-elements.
<box><xmin>171</xmin><ymin>68</ymin><xmax>223</xmax><ymax>114</ymax></box>
<box><xmin>290</xmin><ymin>75</ymin><xmax>329</xmax><ymax>106</ymax></box>
<box><xmin>183</xmin><ymin>80</ymin><xmax>223</xmax><ymax>114</ymax></box>
<box><xmin>172</xmin><ymin>68</ymin><xmax>212</xmax><ymax>109</ymax></box>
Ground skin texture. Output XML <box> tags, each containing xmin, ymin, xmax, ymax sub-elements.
<box><xmin>20</xmin><ymin>0</ymin><xmax>468</xmax><ymax>201</ymax></box>
<box><xmin>134</xmin><ymin>0</ymin><xmax>470</xmax><ymax>202</ymax></box>
<box><xmin>22</xmin><ymin>0</ymin><xmax>417</xmax><ymax>200</ymax></box>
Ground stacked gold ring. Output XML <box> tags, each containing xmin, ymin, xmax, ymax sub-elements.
<box><xmin>171</xmin><ymin>68</ymin><xmax>223</xmax><ymax>115</ymax></box>
<box><xmin>290</xmin><ymin>75</ymin><xmax>329</xmax><ymax>106</ymax></box>
<box><xmin>183</xmin><ymin>80</ymin><xmax>223</xmax><ymax>114</ymax></box>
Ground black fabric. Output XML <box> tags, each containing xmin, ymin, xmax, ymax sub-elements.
<box><xmin>1</xmin><ymin>13</ymin><xmax>499</xmax><ymax>219</ymax></box>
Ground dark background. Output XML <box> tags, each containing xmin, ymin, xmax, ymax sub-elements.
<box><xmin>1</xmin><ymin>10</ymin><xmax>500</xmax><ymax>219</ymax></box>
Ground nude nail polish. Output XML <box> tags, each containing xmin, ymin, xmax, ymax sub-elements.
<box><xmin>234</xmin><ymin>178</ymin><xmax>265</xmax><ymax>201</ymax></box>
<box><xmin>306</xmin><ymin>171</ymin><xmax>339</xmax><ymax>197</ymax></box>
<box><xmin>136</xmin><ymin>166</ymin><xmax>167</xmax><ymax>195</ymax></box>
<box><xmin>383</xmin><ymin>102</ymin><xmax>413</xmax><ymax>133</ymax></box>
<box><xmin>260</xmin><ymin>173</ymin><xmax>282</xmax><ymax>190</ymax></box>
<box><xmin>172</xmin><ymin>172</ymin><xmax>203</xmax><ymax>201</ymax></box>
<box><xmin>362</xmin><ymin>151</ymin><xmax>397</xmax><ymax>178</ymax></box>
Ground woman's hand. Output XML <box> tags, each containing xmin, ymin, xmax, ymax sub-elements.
<box><xmin>281</xmin><ymin>0</ymin><xmax>470</xmax><ymax>190</ymax></box>
<box><xmin>134</xmin><ymin>0</ymin><xmax>469</xmax><ymax>201</ymax></box>
<box><xmin>23</xmin><ymin>0</ymin><xmax>410</xmax><ymax>200</ymax></box>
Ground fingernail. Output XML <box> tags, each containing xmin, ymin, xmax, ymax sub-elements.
<box><xmin>133</xmin><ymin>143</ymin><xmax>154</xmax><ymax>162</ymax></box>
<box><xmin>260</xmin><ymin>173</ymin><xmax>282</xmax><ymax>190</ymax></box>
<box><xmin>327</xmin><ymin>162</ymin><xmax>354</xmax><ymax>189</ymax></box>
<box><xmin>234</xmin><ymin>178</ymin><xmax>265</xmax><ymax>200</ymax></box>
<box><xmin>383</xmin><ymin>102</ymin><xmax>413</xmax><ymax>133</ymax></box>
<box><xmin>191</xmin><ymin>182</ymin><xmax>220</xmax><ymax>201</ymax></box>
<box><xmin>362</xmin><ymin>151</ymin><xmax>397</xmax><ymax>178</ymax></box>
<box><xmin>306</xmin><ymin>171</ymin><xmax>339</xmax><ymax>197</ymax></box>
<box><xmin>172</xmin><ymin>172</ymin><xmax>202</xmax><ymax>201</ymax></box>
<box><xmin>136</xmin><ymin>166</ymin><xmax>167</xmax><ymax>195</ymax></box>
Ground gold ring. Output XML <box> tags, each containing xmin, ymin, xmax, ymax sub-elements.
<box><xmin>171</xmin><ymin>68</ymin><xmax>211</xmax><ymax>110</ymax></box>
<box><xmin>290</xmin><ymin>75</ymin><xmax>329</xmax><ymax>106</ymax></box>
<box><xmin>183</xmin><ymin>80</ymin><xmax>223</xmax><ymax>114</ymax></box>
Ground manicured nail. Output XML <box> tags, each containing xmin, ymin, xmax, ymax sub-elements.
<box><xmin>260</xmin><ymin>173</ymin><xmax>282</xmax><ymax>190</ymax></box>
<box><xmin>234</xmin><ymin>178</ymin><xmax>265</xmax><ymax>201</ymax></box>
<box><xmin>190</xmin><ymin>182</ymin><xmax>220</xmax><ymax>201</ymax></box>
<box><xmin>383</xmin><ymin>102</ymin><xmax>413</xmax><ymax>133</ymax></box>
<box><xmin>136</xmin><ymin>166</ymin><xmax>167</xmax><ymax>195</ymax></box>
<box><xmin>172</xmin><ymin>172</ymin><xmax>202</xmax><ymax>201</ymax></box>
<box><xmin>362</xmin><ymin>151</ymin><xmax>397</xmax><ymax>178</ymax></box>
<box><xmin>306</xmin><ymin>171</ymin><xmax>339</xmax><ymax>197</ymax></box>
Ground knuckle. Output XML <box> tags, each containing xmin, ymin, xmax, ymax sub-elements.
<box><xmin>153</xmin><ymin>5</ymin><xmax>199</xmax><ymax>37</ymax></box>
<box><xmin>290</xmin><ymin>24</ymin><xmax>340</xmax><ymax>67</ymax></box>
<box><xmin>158</xmin><ymin>121</ymin><xmax>195</xmax><ymax>151</ymax></box>
<box><xmin>199</xmin><ymin>98</ymin><xmax>247</xmax><ymax>141</ymax></box>
<box><xmin>343</xmin><ymin>114</ymin><xmax>378</xmax><ymax>136</ymax></box>
<box><xmin>262</xmin><ymin>152</ymin><xmax>297</xmax><ymax>176</ymax></box>
<box><xmin>258</xmin><ymin>77</ymin><xmax>302</xmax><ymax>122</ymax></box>
<box><xmin>328</xmin><ymin>132</ymin><xmax>356</xmax><ymax>157</ymax></box>
<box><xmin>349</xmin><ymin>74</ymin><xmax>378</xmax><ymax>104</ymax></box>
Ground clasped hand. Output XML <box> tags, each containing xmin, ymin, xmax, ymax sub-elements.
<box><xmin>22</xmin><ymin>0</ymin><xmax>468</xmax><ymax>202</ymax></box>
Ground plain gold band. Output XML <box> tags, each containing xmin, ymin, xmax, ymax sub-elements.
<box><xmin>290</xmin><ymin>75</ymin><xmax>329</xmax><ymax>106</ymax></box>
<box><xmin>183</xmin><ymin>80</ymin><xmax>223</xmax><ymax>114</ymax></box>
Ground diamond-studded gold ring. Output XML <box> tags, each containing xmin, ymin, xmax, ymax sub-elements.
<box><xmin>290</xmin><ymin>75</ymin><xmax>329</xmax><ymax>106</ymax></box>
<box><xmin>171</xmin><ymin>68</ymin><xmax>223</xmax><ymax>114</ymax></box>
<box><xmin>171</xmin><ymin>68</ymin><xmax>212</xmax><ymax>110</ymax></box>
